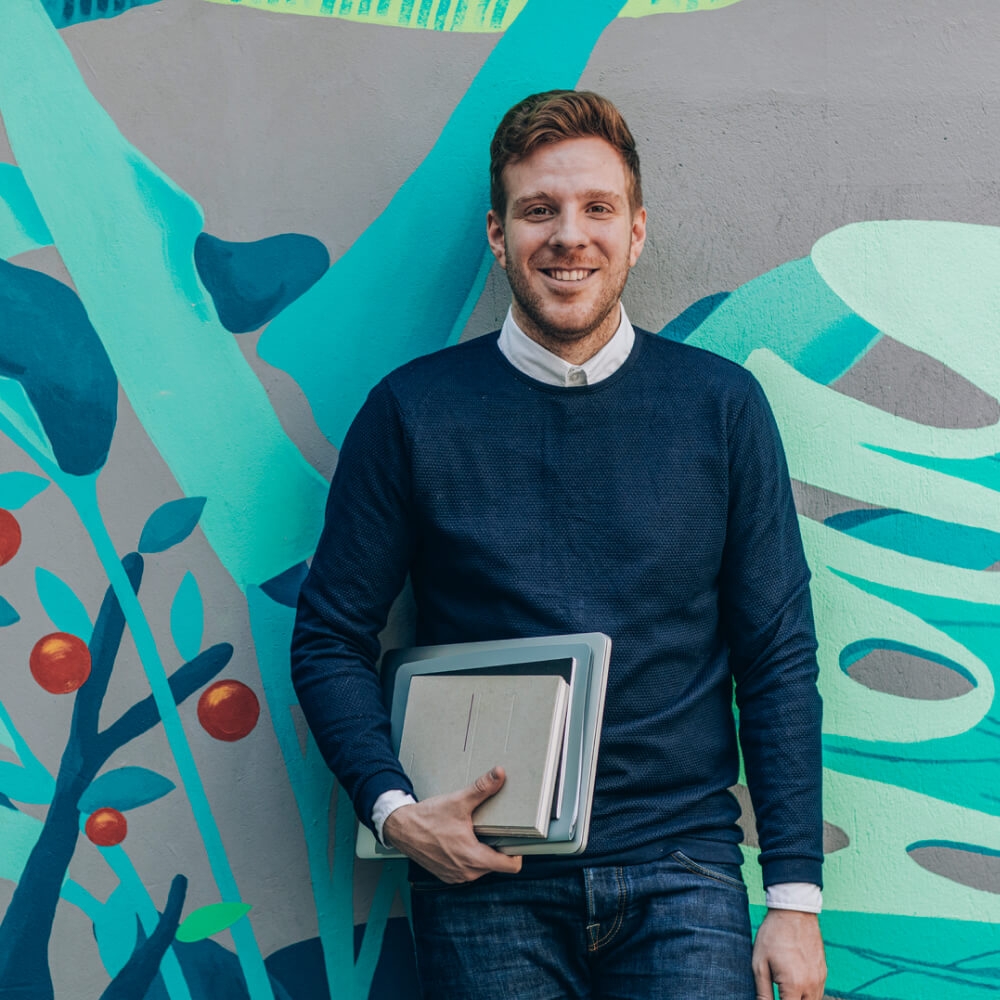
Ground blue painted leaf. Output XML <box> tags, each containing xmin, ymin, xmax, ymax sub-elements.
<box><xmin>0</xmin><ymin>258</ymin><xmax>118</xmax><ymax>475</ymax></box>
<box><xmin>0</xmin><ymin>761</ymin><xmax>56</xmax><ymax>804</ymax></box>
<box><xmin>92</xmin><ymin>883</ymin><xmax>139</xmax><ymax>978</ymax></box>
<box><xmin>0</xmin><ymin>595</ymin><xmax>19</xmax><ymax>627</ymax></box>
<box><xmin>170</xmin><ymin>572</ymin><xmax>204</xmax><ymax>661</ymax></box>
<box><xmin>35</xmin><ymin>567</ymin><xmax>92</xmax><ymax>641</ymax></box>
<box><xmin>42</xmin><ymin>0</ymin><xmax>164</xmax><ymax>29</ymax></box>
<box><xmin>79</xmin><ymin>767</ymin><xmax>176</xmax><ymax>813</ymax></box>
<box><xmin>0</xmin><ymin>471</ymin><xmax>49</xmax><ymax>509</ymax></box>
<box><xmin>138</xmin><ymin>497</ymin><xmax>206</xmax><ymax>553</ymax></box>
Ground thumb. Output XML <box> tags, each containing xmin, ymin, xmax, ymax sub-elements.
<box><xmin>462</xmin><ymin>766</ymin><xmax>506</xmax><ymax>809</ymax></box>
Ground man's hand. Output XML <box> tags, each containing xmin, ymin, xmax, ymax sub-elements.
<box><xmin>752</xmin><ymin>909</ymin><xmax>826</xmax><ymax>1000</ymax></box>
<box><xmin>382</xmin><ymin>766</ymin><xmax>523</xmax><ymax>884</ymax></box>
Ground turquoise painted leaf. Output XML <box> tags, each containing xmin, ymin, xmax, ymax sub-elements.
<box><xmin>92</xmin><ymin>883</ymin><xmax>139</xmax><ymax>978</ymax></box>
<box><xmin>0</xmin><ymin>164</ymin><xmax>52</xmax><ymax>259</ymax></box>
<box><xmin>0</xmin><ymin>595</ymin><xmax>19</xmax><ymax>627</ymax></box>
<box><xmin>138</xmin><ymin>497</ymin><xmax>207</xmax><ymax>554</ymax></box>
<box><xmin>0</xmin><ymin>804</ymin><xmax>44</xmax><ymax>882</ymax></box>
<box><xmin>0</xmin><ymin>471</ymin><xmax>49</xmax><ymax>509</ymax></box>
<box><xmin>0</xmin><ymin>761</ymin><xmax>56</xmax><ymax>804</ymax></box>
<box><xmin>175</xmin><ymin>902</ymin><xmax>253</xmax><ymax>943</ymax></box>
<box><xmin>35</xmin><ymin>567</ymin><xmax>92</xmax><ymax>641</ymax></box>
<box><xmin>79</xmin><ymin>767</ymin><xmax>176</xmax><ymax>813</ymax></box>
<box><xmin>170</xmin><ymin>572</ymin><xmax>204</xmax><ymax>662</ymax></box>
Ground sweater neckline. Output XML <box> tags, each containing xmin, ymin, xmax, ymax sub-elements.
<box><xmin>488</xmin><ymin>326</ymin><xmax>646</xmax><ymax>395</ymax></box>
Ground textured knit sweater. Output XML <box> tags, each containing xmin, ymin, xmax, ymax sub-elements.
<box><xmin>292</xmin><ymin>329</ymin><xmax>824</xmax><ymax>888</ymax></box>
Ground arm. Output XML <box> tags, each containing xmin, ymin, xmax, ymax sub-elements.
<box><xmin>718</xmin><ymin>375</ymin><xmax>825</xmax><ymax>998</ymax></box>
<box><xmin>291</xmin><ymin>380</ymin><xmax>521</xmax><ymax>881</ymax></box>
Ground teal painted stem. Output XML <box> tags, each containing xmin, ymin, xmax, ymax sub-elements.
<box><xmin>103</xmin><ymin>847</ymin><xmax>193</xmax><ymax>1000</ymax></box>
<box><xmin>0</xmin><ymin>413</ymin><xmax>272</xmax><ymax>1000</ymax></box>
<box><xmin>0</xmin><ymin>0</ymin><xmax>327</xmax><ymax>589</ymax></box>
<box><xmin>64</xmin><ymin>479</ymin><xmax>274</xmax><ymax>1000</ymax></box>
<box><xmin>246</xmin><ymin>590</ymin><xmax>349</xmax><ymax>993</ymax></box>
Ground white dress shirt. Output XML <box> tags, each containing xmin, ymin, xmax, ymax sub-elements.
<box><xmin>372</xmin><ymin>303</ymin><xmax>821</xmax><ymax>913</ymax></box>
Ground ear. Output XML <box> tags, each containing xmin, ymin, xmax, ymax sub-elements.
<box><xmin>486</xmin><ymin>209</ymin><xmax>507</xmax><ymax>269</ymax></box>
<box><xmin>628</xmin><ymin>206</ymin><xmax>647</xmax><ymax>268</ymax></box>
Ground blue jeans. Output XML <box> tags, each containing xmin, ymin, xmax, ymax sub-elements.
<box><xmin>410</xmin><ymin>852</ymin><xmax>755</xmax><ymax>999</ymax></box>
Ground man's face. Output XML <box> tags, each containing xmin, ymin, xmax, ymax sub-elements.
<box><xmin>486</xmin><ymin>136</ymin><xmax>646</xmax><ymax>352</ymax></box>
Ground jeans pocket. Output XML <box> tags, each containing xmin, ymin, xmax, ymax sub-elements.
<box><xmin>670</xmin><ymin>851</ymin><xmax>747</xmax><ymax>892</ymax></box>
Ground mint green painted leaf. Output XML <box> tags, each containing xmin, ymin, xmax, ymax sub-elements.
<box><xmin>0</xmin><ymin>164</ymin><xmax>52</xmax><ymax>259</ymax></box>
<box><xmin>0</xmin><ymin>471</ymin><xmax>49</xmax><ymax>509</ymax></box>
<box><xmin>0</xmin><ymin>595</ymin><xmax>19</xmax><ymax>627</ymax></box>
<box><xmin>198</xmin><ymin>0</ymin><xmax>743</xmax><ymax>31</ymax></box>
<box><xmin>170</xmin><ymin>572</ymin><xmax>204</xmax><ymax>662</ymax></box>
<box><xmin>0</xmin><ymin>376</ymin><xmax>57</xmax><ymax>465</ymax></box>
<box><xmin>0</xmin><ymin>761</ymin><xmax>55</xmax><ymax>804</ymax></box>
<box><xmin>0</xmin><ymin>804</ymin><xmax>44</xmax><ymax>882</ymax></box>
<box><xmin>79</xmin><ymin>767</ymin><xmax>176</xmax><ymax>813</ymax></box>
<box><xmin>35</xmin><ymin>567</ymin><xmax>92</xmax><ymax>642</ymax></box>
<box><xmin>175</xmin><ymin>902</ymin><xmax>253</xmax><ymax>943</ymax></box>
<box><xmin>138</xmin><ymin>497</ymin><xmax>206</xmax><ymax>554</ymax></box>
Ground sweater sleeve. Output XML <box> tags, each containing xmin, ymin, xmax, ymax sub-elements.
<box><xmin>720</xmin><ymin>374</ymin><xmax>824</xmax><ymax>888</ymax></box>
<box><xmin>290</xmin><ymin>379</ymin><xmax>417</xmax><ymax>830</ymax></box>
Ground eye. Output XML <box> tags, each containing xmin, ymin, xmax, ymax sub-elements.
<box><xmin>588</xmin><ymin>204</ymin><xmax>613</xmax><ymax>214</ymax></box>
<box><xmin>525</xmin><ymin>205</ymin><xmax>553</xmax><ymax>217</ymax></box>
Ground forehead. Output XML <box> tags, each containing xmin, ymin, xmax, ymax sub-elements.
<box><xmin>503</xmin><ymin>136</ymin><xmax>630</xmax><ymax>203</ymax></box>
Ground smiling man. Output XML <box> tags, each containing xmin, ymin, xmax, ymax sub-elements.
<box><xmin>292</xmin><ymin>91</ymin><xmax>826</xmax><ymax>999</ymax></box>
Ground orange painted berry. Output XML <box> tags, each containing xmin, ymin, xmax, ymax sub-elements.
<box><xmin>30</xmin><ymin>632</ymin><xmax>92</xmax><ymax>694</ymax></box>
<box><xmin>197</xmin><ymin>680</ymin><xmax>260</xmax><ymax>742</ymax></box>
<box><xmin>0</xmin><ymin>509</ymin><xmax>22</xmax><ymax>566</ymax></box>
<box><xmin>85</xmin><ymin>807</ymin><xmax>128</xmax><ymax>846</ymax></box>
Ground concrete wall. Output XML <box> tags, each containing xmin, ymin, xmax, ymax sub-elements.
<box><xmin>1</xmin><ymin>1</ymin><xmax>998</xmax><ymax>997</ymax></box>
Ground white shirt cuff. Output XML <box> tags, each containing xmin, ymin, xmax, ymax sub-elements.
<box><xmin>372</xmin><ymin>789</ymin><xmax>417</xmax><ymax>847</ymax></box>
<box><xmin>765</xmin><ymin>882</ymin><xmax>822</xmax><ymax>913</ymax></box>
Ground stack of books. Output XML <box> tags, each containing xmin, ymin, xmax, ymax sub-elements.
<box><xmin>356</xmin><ymin>633</ymin><xmax>611</xmax><ymax>859</ymax></box>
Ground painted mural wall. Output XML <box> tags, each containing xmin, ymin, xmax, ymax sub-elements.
<box><xmin>1</xmin><ymin>0</ymin><xmax>998</xmax><ymax>997</ymax></box>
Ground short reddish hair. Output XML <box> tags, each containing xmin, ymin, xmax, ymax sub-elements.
<box><xmin>489</xmin><ymin>90</ymin><xmax>643</xmax><ymax>218</ymax></box>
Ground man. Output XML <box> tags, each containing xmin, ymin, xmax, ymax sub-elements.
<box><xmin>292</xmin><ymin>90</ymin><xmax>826</xmax><ymax>999</ymax></box>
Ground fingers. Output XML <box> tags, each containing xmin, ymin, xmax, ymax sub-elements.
<box><xmin>753</xmin><ymin>955</ymin><xmax>774</xmax><ymax>1000</ymax></box>
<box><xmin>462</xmin><ymin>766</ymin><xmax>506</xmax><ymax>808</ymax></box>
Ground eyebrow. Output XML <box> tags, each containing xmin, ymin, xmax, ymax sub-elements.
<box><xmin>511</xmin><ymin>189</ymin><xmax>625</xmax><ymax>211</ymax></box>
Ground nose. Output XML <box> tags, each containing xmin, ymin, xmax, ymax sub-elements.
<box><xmin>549</xmin><ymin>209</ymin><xmax>588</xmax><ymax>249</ymax></box>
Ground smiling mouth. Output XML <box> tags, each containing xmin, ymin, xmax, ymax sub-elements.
<box><xmin>541</xmin><ymin>268</ymin><xmax>596</xmax><ymax>282</ymax></box>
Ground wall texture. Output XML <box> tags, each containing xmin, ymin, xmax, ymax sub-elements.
<box><xmin>1</xmin><ymin>1</ymin><xmax>998</xmax><ymax>997</ymax></box>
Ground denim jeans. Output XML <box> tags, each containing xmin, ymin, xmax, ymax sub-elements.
<box><xmin>410</xmin><ymin>852</ymin><xmax>755</xmax><ymax>999</ymax></box>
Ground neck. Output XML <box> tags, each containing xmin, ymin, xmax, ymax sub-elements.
<box><xmin>512</xmin><ymin>303</ymin><xmax>622</xmax><ymax>366</ymax></box>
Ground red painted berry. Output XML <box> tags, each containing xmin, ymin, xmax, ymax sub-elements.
<box><xmin>85</xmin><ymin>807</ymin><xmax>128</xmax><ymax>846</ymax></box>
<box><xmin>197</xmin><ymin>680</ymin><xmax>260</xmax><ymax>741</ymax></box>
<box><xmin>0</xmin><ymin>509</ymin><xmax>22</xmax><ymax>566</ymax></box>
<box><xmin>30</xmin><ymin>632</ymin><xmax>91</xmax><ymax>694</ymax></box>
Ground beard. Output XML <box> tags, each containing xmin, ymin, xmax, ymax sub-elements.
<box><xmin>503</xmin><ymin>240</ymin><xmax>632</xmax><ymax>346</ymax></box>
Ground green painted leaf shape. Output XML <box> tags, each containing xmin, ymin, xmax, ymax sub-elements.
<box><xmin>35</xmin><ymin>567</ymin><xmax>92</xmax><ymax>642</ymax></box>
<box><xmin>138</xmin><ymin>497</ymin><xmax>206</xmax><ymax>553</ymax></box>
<box><xmin>175</xmin><ymin>902</ymin><xmax>253</xmax><ymax>943</ymax></box>
<box><xmin>0</xmin><ymin>471</ymin><xmax>49</xmax><ymax>509</ymax></box>
<box><xmin>79</xmin><ymin>767</ymin><xmax>176</xmax><ymax>813</ymax></box>
<box><xmin>0</xmin><ymin>761</ymin><xmax>55</xmax><ymax>804</ymax></box>
<box><xmin>170</xmin><ymin>572</ymin><xmax>204</xmax><ymax>662</ymax></box>
<box><xmin>199</xmin><ymin>0</ymin><xmax>743</xmax><ymax>31</ymax></box>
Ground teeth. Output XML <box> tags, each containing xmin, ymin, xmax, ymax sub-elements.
<box><xmin>548</xmin><ymin>269</ymin><xmax>591</xmax><ymax>281</ymax></box>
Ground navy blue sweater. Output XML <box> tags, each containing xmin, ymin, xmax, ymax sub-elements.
<box><xmin>292</xmin><ymin>330</ymin><xmax>823</xmax><ymax>887</ymax></box>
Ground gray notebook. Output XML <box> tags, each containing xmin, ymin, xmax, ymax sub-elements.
<box><xmin>356</xmin><ymin>632</ymin><xmax>611</xmax><ymax>860</ymax></box>
<box><xmin>398</xmin><ymin>674</ymin><xmax>569</xmax><ymax>838</ymax></box>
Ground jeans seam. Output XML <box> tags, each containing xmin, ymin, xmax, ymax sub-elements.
<box><xmin>670</xmin><ymin>850</ymin><xmax>747</xmax><ymax>892</ymax></box>
<box><xmin>590</xmin><ymin>866</ymin><xmax>626</xmax><ymax>952</ymax></box>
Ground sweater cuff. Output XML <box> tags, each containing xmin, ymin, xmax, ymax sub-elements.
<box><xmin>356</xmin><ymin>769</ymin><xmax>416</xmax><ymax>833</ymax></box>
<box><xmin>760</xmin><ymin>856</ymin><xmax>824</xmax><ymax>889</ymax></box>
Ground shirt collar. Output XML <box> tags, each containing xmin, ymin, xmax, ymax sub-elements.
<box><xmin>497</xmin><ymin>305</ymin><xmax>635</xmax><ymax>388</ymax></box>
